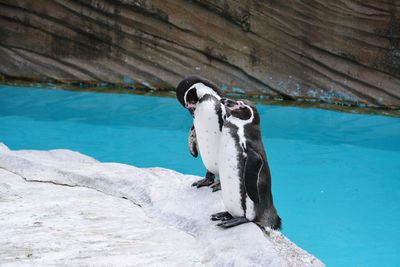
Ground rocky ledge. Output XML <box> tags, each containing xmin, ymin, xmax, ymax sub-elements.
<box><xmin>0</xmin><ymin>143</ymin><xmax>324</xmax><ymax>266</ymax></box>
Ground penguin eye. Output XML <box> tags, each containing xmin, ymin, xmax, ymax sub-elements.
<box><xmin>237</xmin><ymin>101</ymin><xmax>245</xmax><ymax>107</ymax></box>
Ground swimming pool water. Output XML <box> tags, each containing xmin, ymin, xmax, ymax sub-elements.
<box><xmin>1</xmin><ymin>85</ymin><xmax>399</xmax><ymax>266</ymax></box>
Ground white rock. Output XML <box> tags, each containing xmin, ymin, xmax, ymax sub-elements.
<box><xmin>0</xmin><ymin>143</ymin><xmax>324</xmax><ymax>266</ymax></box>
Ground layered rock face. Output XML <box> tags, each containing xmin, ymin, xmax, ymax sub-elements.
<box><xmin>0</xmin><ymin>0</ymin><xmax>399</xmax><ymax>107</ymax></box>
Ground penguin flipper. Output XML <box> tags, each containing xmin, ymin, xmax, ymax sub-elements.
<box><xmin>188</xmin><ymin>125</ymin><xmax>198</xmax><ymax>157</ymax></box>
<box><xmin>244</xmin><ymin>147</ymin><xmax>263</xmax><ymax>204</ymax></box>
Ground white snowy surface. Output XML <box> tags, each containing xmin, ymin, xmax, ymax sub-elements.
<box><xmin>0</xmin><ymin>143</ymin><xmax>324</xmax><ymax>266</ymax></box>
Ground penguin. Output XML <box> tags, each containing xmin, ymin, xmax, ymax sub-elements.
<box><xmin>211</xmin><ymin>98</ymin><xmax>281</xmax><ymax>229</ymax></box>
<box><xmin>176</xmin><ymin>76</ymin><xmax>226</xmax><ymax>191</ymax></box>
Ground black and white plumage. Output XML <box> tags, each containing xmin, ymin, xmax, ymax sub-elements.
<box><xmin>176</xmin><ymin>76</ymin><xmax>225</xmax><ymax>191</ymax></box>
<box><xmin>212</xmin><ymin>98</ymin><xmax>281</xmax><ymax>229</ymax></box>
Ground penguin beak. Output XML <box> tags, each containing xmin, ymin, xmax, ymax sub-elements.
<box><xmin>185</xmin><ymin>102</ymin><xmax>196</xmax><ymax>115</ymax></box>
<box><xmin>221</xmin><ymin>98</ymin><xmax>241</xmax><ymax>111</ymax></box>
<box><xmin>185</xmin><ymin>102</ymin><xmax>196</xmax><ymax>109</ymax></box>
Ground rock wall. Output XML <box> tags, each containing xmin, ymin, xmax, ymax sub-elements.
<box><xmin>0</xmin><ymin>0</ymin><xmax>399</xmax><ymax>107</ymax></box>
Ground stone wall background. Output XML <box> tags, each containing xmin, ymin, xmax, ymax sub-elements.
<box><xmin>0</xmin><ymin>0</ymin><xmax>399</xmax><ymax>108</ymax></box>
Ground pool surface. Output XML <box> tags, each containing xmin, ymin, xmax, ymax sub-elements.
<box><xmin>1</xmin><ymin>85</ymin><xmax>400</xmax><ymax>266</ymax></box>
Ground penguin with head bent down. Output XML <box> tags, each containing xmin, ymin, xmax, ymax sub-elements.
<box><xmin>176</xmin><ymin>76</ymin><xmax>226</xmax><ymax>191</ymax></box>
<box><xmin>211</xmin><ymin>98</ymin><xmax>281</xmax><ymax>229</ymax></box>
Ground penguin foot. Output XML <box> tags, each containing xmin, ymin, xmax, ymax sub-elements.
<box><xmin>192</xmin><ymin>175</ymin><xmax>215</xmax><ymax>188</ymax></box>
<box><xmin>210</xmin><ymin>211</ymin><xmax>233</xmax><ymax>221</ymax></box>
<box><xmin>210</xmin><ymin>182</ymin><xmax>221</xmax><ymax>192</ymax></box>
<box><xmin>216</xmin><ymin>217</ymin><xmax>249</xmax><ymax>228</ymax></box>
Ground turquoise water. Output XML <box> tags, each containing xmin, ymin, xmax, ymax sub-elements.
<box><xmin>1</xmin><ymin>85</ymin><xmax>400</xmax><ymax>266</ymax></box>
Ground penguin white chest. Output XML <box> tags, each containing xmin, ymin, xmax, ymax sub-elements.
<box><xmin>218</xmin><ymin>127</ymin><xmax>245</xmax><ymax>218</ymax></box>
<box><xmin>193</xmin><ymin>99</ymin><xmax>221</xmax><ymax>175</ymax></box>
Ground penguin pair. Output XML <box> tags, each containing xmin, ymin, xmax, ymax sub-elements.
<box><xmin>176</xmin><ymin>76</ymin><xmax>281</xmax><ymax>230</ymax></box>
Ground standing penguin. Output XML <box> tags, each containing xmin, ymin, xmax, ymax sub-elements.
<box><xmin>211</xmin><ymin>98</ymin><xmax>281</xmax><ymax>229</ymax></box>
<box><xmin>176</xmin><ymin>76</ymin><xmax>225</xmax><ymax>191</ymax></box>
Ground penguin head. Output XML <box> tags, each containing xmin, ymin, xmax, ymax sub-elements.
<box><xmin>221</xmin><ymin>98</ymin><xmax>260</xmax><ymax>124</ymax></box>
<box><xmin>176</xmin><ymin>76</ymin><xmax>223</xmax><ymax>115</ymax></box>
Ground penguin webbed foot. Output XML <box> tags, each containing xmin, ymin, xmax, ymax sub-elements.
<box><xmin>210</xmin><ymin>211</ymin><xmax>233</xmax><ymax>221</ymax></box>
<box><xmin>192</xmin><ymin>171</ymin><xmax>215</xmax><ymax>188</ymax></box>
<box><xmin>216</xmin><ymin>217</ymin><xmax>249</xmax><ymax>228</ymax></box>
<box><xmin>191</xmin><ymin>177</ymin><xmax>214</xmax><ymax>188</ymax></box>
<box><xmin>210</xmin><ymin>181</ymin><xmax>221</xmax><ymax>192</ymax></box>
